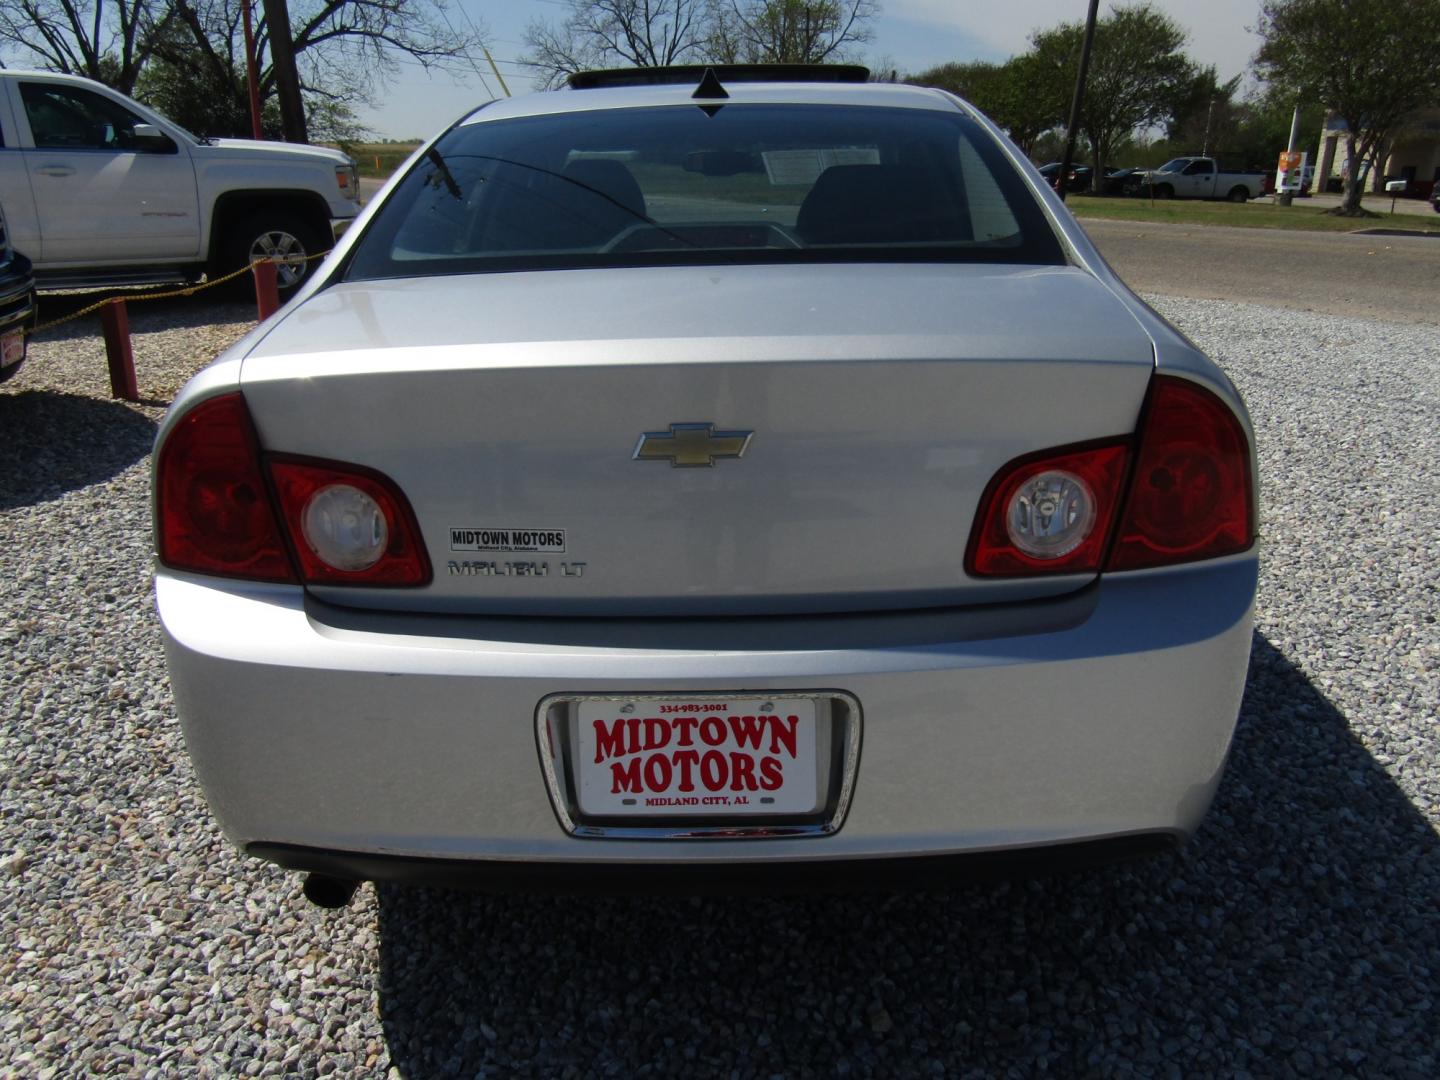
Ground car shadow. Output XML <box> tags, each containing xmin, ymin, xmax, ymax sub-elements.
<box><xmin>0</xmin><ymin>390</ymin><xmax>157</xmax><ymax>510</ymax></box>
<box><xmin>372</xmin><ymin>634</ymin><xmax>1437</xmax><ymax>1076</ymax></box>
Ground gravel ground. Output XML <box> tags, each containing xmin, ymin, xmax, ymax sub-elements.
<box><xmin>1</xmin><ymin>292</ymin><xmax>1437</xmax><ymax>1078</ymax></box>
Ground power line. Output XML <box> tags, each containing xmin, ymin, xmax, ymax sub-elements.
<box><xmin>433</xmin><ymin>4</ymin><xmax>493</xmax><ymax>98</ymax></box>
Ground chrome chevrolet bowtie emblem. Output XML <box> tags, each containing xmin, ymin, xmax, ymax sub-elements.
<box><xmin>632</xmin><ymin>423</ymin><xmax>753</xmax><ymax>467</ymax></box>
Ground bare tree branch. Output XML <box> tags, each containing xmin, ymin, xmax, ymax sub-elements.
<box><xmin>0</xmin><ymin>0</ymin><xmax>177</xmax><ymax>92</ymax></box>
<box><xmin>719</xmin><ymin>1</ymin><xmax>877</xmax><ymax>65</ymax></box>
<box><xmin>523</xmin><ymin>0</ymin><xmax>729</xmax><ymax>89</ymax></box>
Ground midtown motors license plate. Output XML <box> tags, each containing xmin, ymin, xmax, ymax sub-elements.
<box><xmin>575</xmin><ymin>697</ymin><xmax>818</xmax><ymax>817</ymax></box>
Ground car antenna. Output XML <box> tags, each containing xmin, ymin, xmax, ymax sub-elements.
<box><xmin>693</xmin><ymin>67</ymin><xmax>728</xmax><ymax>117</ymax></box>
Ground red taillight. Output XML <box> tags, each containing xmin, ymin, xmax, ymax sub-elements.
<box><xmin>966</xmin><ymin>375</ymin><xmax>1254</xmax><ymax>578</ymax></box>
<box><xmin>156</xmin><ymin>394</ymin><xmax>430</xmax><ymax>586</ymax></box>
<box><xmin>1107</xmin><ymin>375</ymin><xmax>1254</xmax><ymax>571</ymax></box>
<box><xmin>268</xmin><ymin>457</ymin><xmax>430</xmax><ymax>586</ymax></box>
<box><xmin>156</xmin><ymin>393</ymin><xmax>296</xmax><ymax>582</ymax></box>
<box><xmin>966</xmin><ymin>440</ymin><xmax>1130</xmax><ymax>576</ymax></box>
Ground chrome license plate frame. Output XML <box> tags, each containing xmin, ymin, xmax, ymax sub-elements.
<box><xmin>536</xmin><ymin>690</ymin><xmax>862</xmax><ymax>840</ymax></box>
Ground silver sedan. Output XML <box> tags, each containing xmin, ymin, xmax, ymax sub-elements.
<box><xmin>153</xmin><ymin>67</ymin><xmax>1257</xmax><ymax>903</ymax></box>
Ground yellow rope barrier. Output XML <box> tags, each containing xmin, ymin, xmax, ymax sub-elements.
<box><xmin>24</xmin><ymin>249</ymin><xmax>333</xmax><ymax>338</ymax></box>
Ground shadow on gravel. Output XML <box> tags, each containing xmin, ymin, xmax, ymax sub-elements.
<box><xmin>32</xmin><ymin>289</ymin><xmax>256</xmax><ymax>344</ymax></box>
<box><xmin>374</xmin><ymin>635</ymin><xmax>1438</xmax><ymax>1077</ymax></box>
<box><xmin>0</xmin><ymin>391</ymin><xmax>156</xmax><ymax>509</ymax></box>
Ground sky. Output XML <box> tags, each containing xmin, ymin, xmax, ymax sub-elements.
<box><xmin>369</xmin><ymin>0</ymin><xmax>1269</xmax><ymax>140</ymax></box>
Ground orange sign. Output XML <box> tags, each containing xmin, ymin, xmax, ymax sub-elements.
<box><xmin>1277</xmin><ymin>150</ymin><xmax>1302</xmax><ymax>172</ymax></box>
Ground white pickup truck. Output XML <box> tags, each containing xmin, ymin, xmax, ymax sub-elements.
<box><xmin>0</xmin><ymin>70</ymin><xmax>360</xmax><ymax>293</ymax></box>
<box><xmin>1140</xmin><ymin>157</ymin><xmax>1265</xmax><ymax>202</ymax></box>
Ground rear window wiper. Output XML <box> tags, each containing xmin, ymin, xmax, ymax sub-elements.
<box><xmin>425</xmin><ymin>147</ymin><xmax>463</xmax><ymax>200</ymax></box>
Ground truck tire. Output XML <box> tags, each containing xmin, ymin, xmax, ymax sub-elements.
<box><xmin>1227</xmin><ymin>186</ymin><xmax>1248</xmax><ymax>203</ymax></box>
<box><xmin>1152</xmin><ymin>183</ymin><xmax>1174</xmax><ymax>199</ymax></box>
<box><xmin>222</xmin><ymin>211</ymin><xmax>328</xmax><ymax>297</ymax></box>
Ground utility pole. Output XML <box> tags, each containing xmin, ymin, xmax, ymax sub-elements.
<box><xmin>261</xmin><ymin>0</ymin><xmax>308</xmax><ymax>143</ymax></box>
<box><xmin>483</xmin><ymin>45</ymin><xmax>511</xmax><ymax>97</ymax></box>
<box><xmin>1056</xmin><ymin>0</ymin><xmax>1101</xmax><ymax>203</ymax></box>
<box><xmin>1277</xmin><ymin>103</ymin><xmax>1301</xmax><ymax>207</ymax></box>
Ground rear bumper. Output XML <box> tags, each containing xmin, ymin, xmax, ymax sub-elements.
<box><xmin>251</xmin><ymin>832</ymin><xmax>1180</xmax><ymax>894</ymax></box>
<box><xmin>158</xmin><ymin>555</ymin><xmax>1256</xmax><ymax>872</ymax></box>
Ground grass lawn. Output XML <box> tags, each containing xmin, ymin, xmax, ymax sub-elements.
<box><xmin>349</xmin><ymin>143</ymin><xmax>420</xmax><ymax>178</ymax></box>
<box><xmin>1065</xmin><ymin>195</ymin><xmax>1434</xmax><ymax>234</ymax></box>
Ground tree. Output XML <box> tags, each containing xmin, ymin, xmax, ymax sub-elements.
<box><xmin>1231</xmin><ymin>89</ymin><xmax>1323</xmax><ymax>173</ymax></box>
<box><xmin>524</xmin><ymin>0</ymin><xmax>712</xmax><ymax>89</ymax></box>
<box><xmin>1166</xmin><ymin>67</ymin><xmax>1242</xmax><ymax>157</ymax></box>
<box><xmin>133</xmin><ymin>14</ymin><xmax>280</xmax><ymax>137</ymax></box>
<box><xmin>0</xmin><ymin>0</ymin><xmax>485</xmax><ymax>142</ymax></box>
<box><xmin>710</xmin><ymin>0</ymin><xmax>878</xmax><ymax>65</ymax></box>
<box><xmin>1030</xmin><ymin>2</ymin><xmax>1195</xmax><ymax>191</ymax></box>
<box><xmin>1255</xmin><ymin>0</ymin><xmax>1440</xmax><ymax>214</ymax></box>
<box><xmin>910</xmin><ymin>54</ymin><xmax>1066</xmax><ymax>156</ymax></box>
<box><xmin>0</xmin><ymin>0</ymin><xmax>176</xmax><ymax>94</ymax></box>
<box><xmin>263</xmin><ymin>0</ymin><xmax>308</xmax><ymax>142</ymax></box>
<box><xmin>524</xmin><ymin>1</ymin><xmax>878</xmax><ymax>86</ymax></box>
<box><xmin>911</xmin><ymin>60</ymin><xmax>1008</xmax><ymax>112</ymax></box>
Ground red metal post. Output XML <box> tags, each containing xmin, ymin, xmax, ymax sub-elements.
<box><xmin>253</xmin><ymin>259</ymin><xmax>280</xmax><ymax>320</ymax></box>
<box><xmin>242</xmin><ymin>0</ymin><xmax>264</xmax><ymax>140</ymax></box>
<box><xmin>98</xmin><ymin>300</ymin><xmax>139</xmax><ymax>402</ymax></box>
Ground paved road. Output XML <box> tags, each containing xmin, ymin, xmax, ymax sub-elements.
<box><xmin>1080</xmin><ymin>217</ymin><xmax>1438</xmax><ymax>325</ymax></box>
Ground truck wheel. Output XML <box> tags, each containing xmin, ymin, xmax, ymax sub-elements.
<box><xmin>1153</xmin><ymin>184</ymin><xmax>1173</xmax><ymax>199</ymax></box>
<box><xmin>1227</xmin><ymin>186</ymin><xmax>1248</xmax><ymax>203</ymax></box>
<box><xmin>222</xmin><ymin>211</ymin><xmax>327</xmax><ymax>296</ymax></box>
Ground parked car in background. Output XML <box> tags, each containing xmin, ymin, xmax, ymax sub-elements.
<box><xmin>1138</xmin><ymin>157</ymin><xmax>1265</xmax><ymax>202</ymax></box>
<box><xmin>1037</xmin><ymin>162</ymin><xmax>1091</xmax><ymax>193</ymax></box>
<box><xmin>1038</xmin><ymin>164</ymin><xmax>1143</xmax><ymax>196</ymax></box>
<box><xmin>0</xmin><ymin>71</ymin><xmax>361</xmax><ymax>295</ymax></box>
<box><xmin>0</xmin><ymin>199</ymin><xmax>36</xmax><ymax>385</ymax></box>
<box><xmin>154</xmin><ymin>66</ymin><xmax>1258</xmax><ymax>903</ymax></box>
<box><xmin>1101</xmin><ymin>167</ymin><xmax>1144</xmax><ymax>196</ymax></box>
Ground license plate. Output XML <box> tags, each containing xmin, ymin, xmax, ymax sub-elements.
<box><xmin>575</xmin><ymin>696</ymin><xmax>818</xmax><ymax>817</ymax></box>
<box><xmin>0</xmin><ymin>329</ymin><xmax>23</xmax><ymax>370</ymax></box>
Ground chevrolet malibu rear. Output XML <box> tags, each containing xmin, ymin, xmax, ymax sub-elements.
<box><xmin>153</xmin><ymin>71</ymin><xmax>1257</xmax><ymax>895</ymax></box>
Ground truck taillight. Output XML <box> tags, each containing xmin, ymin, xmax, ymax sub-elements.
<box><xmin>967</xmin><ymin>375</ymin><xmax>1254</xmax><ymax>578</ymax></box>
<box><xmin>156</xmin><ymin>393</ymin><xmax>430</xmax><ymax>586</ymax></box>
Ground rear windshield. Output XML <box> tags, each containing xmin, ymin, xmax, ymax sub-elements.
<box><xmin>345</xmin><ymin>103</ymin><xmax>1064</xmax><ymax>279</ymax></box>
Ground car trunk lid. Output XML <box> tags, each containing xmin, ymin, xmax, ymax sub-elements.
<box><xmin>240</xmin><ymin>263</ymin><xmax>1155</xmax><ymax>615</ymax></box>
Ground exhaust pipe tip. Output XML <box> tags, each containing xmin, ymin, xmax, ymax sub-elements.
<box><xmin>302</xmin><ymin>873</ymin><xmax>360</xmax><ymax>909</ymax></box>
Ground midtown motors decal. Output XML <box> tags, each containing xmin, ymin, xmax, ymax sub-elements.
<box><xmin>449</xmin><ymin>527</ymin><xmax>565</xmax><ymax>553</ymax></box>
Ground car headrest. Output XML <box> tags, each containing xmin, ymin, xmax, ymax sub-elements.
<box><xmin>561</xmin><ymin>159</ymin><xmax>647</xmax><ymax>221</ymax></box>
<box><xmin>796</xmin><ymin>164</ymin><xmax>967</xmax><ymax>245</ymax></box>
